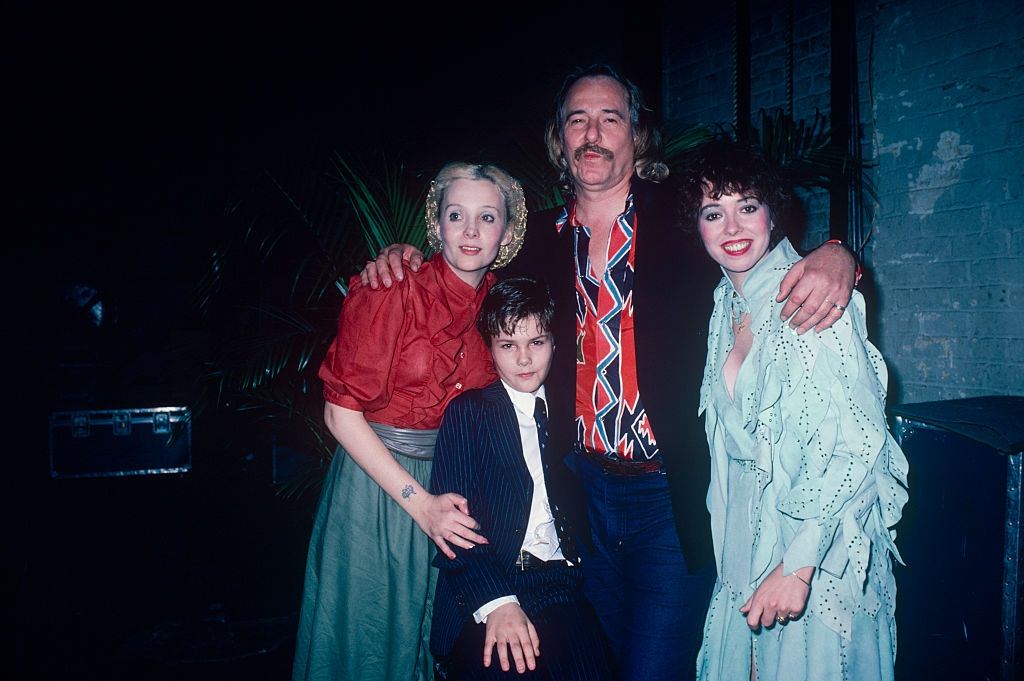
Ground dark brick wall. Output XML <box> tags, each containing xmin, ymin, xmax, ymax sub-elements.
<box><xmin>662</xmin><ymin>0</ymin><xmax>1024</xmax><ymax>402</ymax></box>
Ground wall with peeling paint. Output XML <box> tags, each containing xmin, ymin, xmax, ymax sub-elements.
<box><xmin>860</xmin><ymin>0</ymin><xmax>1023</xmax><ymax>401</ymax></box>
<box><xmin>663</xmin><ymin>0</ymin><xmax>1024</xmax><ymax>403</ymax></box>
<box><xmin>663</xmin><ymin>0</ymin><xmax>835</xmax><ymax>247</ymax></box>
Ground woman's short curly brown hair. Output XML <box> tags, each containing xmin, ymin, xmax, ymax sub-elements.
<box><xmin>677</xmin><ymin>137</ymin><xmax>792</xmax><ymax>250</ymax></box>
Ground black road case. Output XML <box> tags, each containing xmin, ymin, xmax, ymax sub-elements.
<box><xmin>49</xmin><ymin>406</ymin><xmax>192</xmax><ymax>478</ymax></box>
<box><xmin>892</xmin><ymin>396</ymin><xmax>1023</xmax><ymax>681</ymax></box>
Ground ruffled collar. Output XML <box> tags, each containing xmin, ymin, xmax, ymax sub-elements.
<box><xmin>701</xmin><ymin>238</ymin><xmax>800</xmax><ymax>418</ymax></box>
<box><xmin>430</xmin><ymin>256</ymin><xmax>494</xmax><ymax>308</ymax></box>
<box><xmin>719</xmin><ymin>238</ymin><xmax>800</xmax><ymax>320</ymax></box>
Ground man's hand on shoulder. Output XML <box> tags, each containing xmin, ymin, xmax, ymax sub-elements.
<box><xmin>776</xmin><ymin>242</ymin><xmax>856</xmax><ymax>334</ymax></box>
<box><xmin>359</xmin><ymin>244</ymin><xmax>425</xmax><ymax>289</ymax></box>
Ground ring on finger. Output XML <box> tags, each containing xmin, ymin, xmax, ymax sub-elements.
<box><xmin>776</xmin><ymin>614</ymin><xmax>789</xmax><ymax>624</ymax></box>
<box><xmin>833</xmin><ymin>302</ymin><xmax>847</xmax><ymax>312</ymax></box>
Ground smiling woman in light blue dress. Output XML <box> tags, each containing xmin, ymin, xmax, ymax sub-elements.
<box><xmin>678</xmin><ymin>139</ymin><xmax>909</xmax><ymax>681</ymax></box>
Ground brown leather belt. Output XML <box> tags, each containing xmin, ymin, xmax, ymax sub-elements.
<box><xmin>579</xmin><ymin>446</ymin><xmax>662</xmax><ymax>476</ymax></box>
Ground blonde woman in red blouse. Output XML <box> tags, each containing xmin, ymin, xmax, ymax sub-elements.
<box><xmin>292</xmin><ymin>163</ymin><xmax>528</xmax><ymax>681</ymax></box>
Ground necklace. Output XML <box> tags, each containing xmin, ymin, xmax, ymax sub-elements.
<box><xmin>729</xmin><ymin>290</ymin><xmax>750</xmax><ymax>331</ymax></box>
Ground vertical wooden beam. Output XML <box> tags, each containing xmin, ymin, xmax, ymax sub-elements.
<box><xmin>734</xmin><ymin>0</ymin><xmax>752</xmax><ymax>142</ymax></box>
<box><xmin>829</xmin><ymin>0</ymin><xmax>854</xmax><ymax>242</ymax></box>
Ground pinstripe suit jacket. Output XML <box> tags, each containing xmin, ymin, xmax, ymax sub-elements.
<box><xmin>429</xmin><ymin>380</ymin><xmax>586</xmax><ymax>657</ymax></box>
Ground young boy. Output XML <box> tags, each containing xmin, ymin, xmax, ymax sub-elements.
<box><xmin>430</xmin><ymin>276</ymin><xmax>612</xmax><ymax>681</ymax></box>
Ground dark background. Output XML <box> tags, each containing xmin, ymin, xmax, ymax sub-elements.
<box><xmin>12</xmin><ymin>3</ymin><xmax>664</xmax><ymax>408</ymax></box>
<box><xmin>8</xmin><ymin>4</ymin><xmax>662</xmax><ymax>679</ymax></box>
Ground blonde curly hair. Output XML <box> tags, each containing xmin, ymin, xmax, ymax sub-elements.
<box><xmin>424</xmin><ymin>162</ymin><xmax>528</xmax><ymax>269</ymax></box>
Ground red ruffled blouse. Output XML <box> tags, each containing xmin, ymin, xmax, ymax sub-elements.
<box><xmin>318</xmin><ymin>257</ymin><xmax>497</xmax><ymax>429</ymax></box>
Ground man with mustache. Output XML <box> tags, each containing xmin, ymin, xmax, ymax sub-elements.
<box><xmin>363</xmin><ymin>64</ymin><xmax>857</xmax><ymax>680</ymax></box>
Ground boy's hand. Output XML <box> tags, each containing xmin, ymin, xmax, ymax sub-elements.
<box><xmin>483</xmin><ymin>603</ymin><xmax>540</xmax><ymax>674</ymax></box>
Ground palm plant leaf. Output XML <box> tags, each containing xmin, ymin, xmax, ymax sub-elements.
<box><xmin>663</xmin><ymin>123</ymin><xmax>717</xmax><ymax>170</ymax></box>
<box><xmin>191</xmin><ymin>154</ymin><xmax>435</xmax><ymax>503</ymax></box>
<box><xmin>754</xmin><ymin>108</ymin><xmax>877</xmax><ymax>208</ymax></box>
<box><xmin>329</xmin><ymin>154</ymin><xmax>429</xmax><ymax>258</ymax></box>
<box><xmin>261</xmin><ymin>169</ymin><xmax>359</xmax><ymax>304</ymax></box>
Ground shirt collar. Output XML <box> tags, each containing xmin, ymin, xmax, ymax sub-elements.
<box><xmin>432</xmin><ymin>255</ymin><xmax>493</xmax><ymax>305</ymax></box>
<box><xmin>556</xmin><ymin>186</ymin><xmax>636</xmax><ymax>234</ymax></box>
<box><xmin>500</xmin><ymin>380</ymin><xmax>546</xmax><ymax>418</ymax></box>
<box><xmin>721</xmin><ymin>237</ymin><xmax>800</xmax><ymax>308</ymax></box>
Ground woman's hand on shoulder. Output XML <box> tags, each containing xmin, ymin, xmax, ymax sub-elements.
<box><xmin>739</xmin><ymin>564</ymin><xmax>813</xmax><ymax>630</ymax></box>
<box><xmin>412</xmin><ymin>492</ymin><xmax>487</xmax><ymax>559</ymax></box>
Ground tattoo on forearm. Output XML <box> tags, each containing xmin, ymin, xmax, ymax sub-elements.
<box><xmin>401</xmin><ymin>484</ymin><xmax>416</xmax><ymax>499</ymax></box>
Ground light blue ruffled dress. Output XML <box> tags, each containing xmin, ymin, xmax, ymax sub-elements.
<box><xmin>696</xmin><ymin>239</ymin><xmax>909</xmax><ymax>681</ymax></box>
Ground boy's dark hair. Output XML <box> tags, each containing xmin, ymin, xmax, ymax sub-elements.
<box><xmin>477</xmin><ymin>276</ymin><xmax>555</xmax><ymax>345</ymax></box>
<box><xmin>677</xmin><ymin>136</ymin><xmax>792</xmax><ymax>249</ymax></box>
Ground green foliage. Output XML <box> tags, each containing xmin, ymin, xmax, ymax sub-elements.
<box><xmin>330</xmin><ymin>154</ymin><xmax>431</xmax><ymax>260</ymax></box>
<box><xmin>666</xmin><ymin>109</ymin><xmax>875</xmax><ymax>205</ymax></box>
<box><xmin>753</xmin><ymin>108</ymin><xmax>876</xmax><ymax>208</ymax></box>
<box><xmin>501</xmin><ymin>135</ymin><xmax>566</xmax><ymax>212</ymax></box>
<box><xmin>662</xmin><ymin>122</ymin><xmax>717</xmax><ymax>169</ymax></box>
<box><xmin>191</xmin><ymin>156</ymin><xmax>430</xmax><ymax>501</ymax></box>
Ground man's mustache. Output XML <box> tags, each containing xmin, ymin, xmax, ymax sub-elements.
<box><xmin>574</xmin><ymin>144</ymin><xmax>614</xmax><ymax>161</ymax></box>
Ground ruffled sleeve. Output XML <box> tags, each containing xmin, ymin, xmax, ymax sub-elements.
<box><xmin>699</xmin><ymin>277</ymin><xmax>732</xmax><ymax>571</ymax></box>
<box><xmin>761</xmin><ymin>291</ymin><xmax>909</xmax><ymax>585</ymax></box>
<box><xmin>318</xmin><ymin>274</ymin><xmax>412</xmax><ymax>413</ymax></box>
<box><xmin>699</xmin><ymin>279</ymin><xmax>731</xmax><ymax>417</ymax></box>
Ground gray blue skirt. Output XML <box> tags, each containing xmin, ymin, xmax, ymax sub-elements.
<box><xmin>292</xmin><ymin>424</ymin><xmax>439</xmax><ymax>681</ymax></box>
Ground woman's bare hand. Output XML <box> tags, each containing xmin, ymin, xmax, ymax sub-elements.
<box><xmin>413</xmin><ymin>492</ymin><xmax>487</xmax><ymax>559</ymax></box>
<box><xmin>739</xmin><ymin>564</ymin><xmax>812</xmax><ymax>630</ymax></box>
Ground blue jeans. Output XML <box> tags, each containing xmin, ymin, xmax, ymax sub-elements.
<box><xmin>573</xmin><ymin>452</ymin><xmax>714</xmax><ymax>681</ymax></box>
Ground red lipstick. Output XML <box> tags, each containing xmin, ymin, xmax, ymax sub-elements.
<box><xmin>721</xmin><ymin>239</ymin><xmax>752</xmax><ymax>256</ymax></box>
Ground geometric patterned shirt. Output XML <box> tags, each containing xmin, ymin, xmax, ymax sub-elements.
<box><xmin>557</xmin><ymin>192</ymin><xmax>662</xmax><ymax>469</ymax></box>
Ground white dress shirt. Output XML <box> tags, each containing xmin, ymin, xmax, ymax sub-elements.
<box><xmin>472</xmin><ymin>381</ymin><xmax>565</xmax><ymax>624</ymax></box>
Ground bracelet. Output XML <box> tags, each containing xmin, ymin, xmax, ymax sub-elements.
<box><xmin>792</xmin><ymin>572</ymin><xmax>812</xmax><ymax>587</ymax></box>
